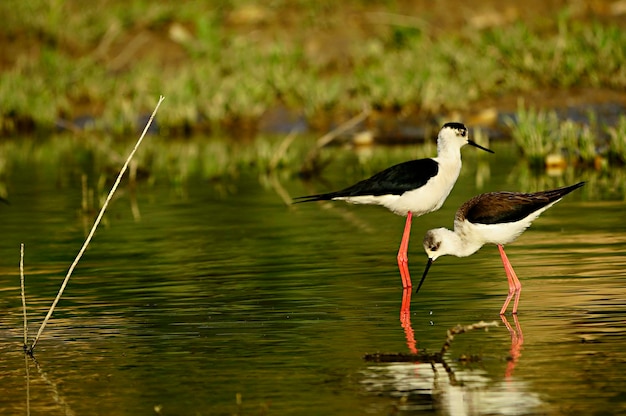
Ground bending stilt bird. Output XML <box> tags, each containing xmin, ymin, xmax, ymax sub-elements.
<box><xmin>419</xmin><ymin>181</ymin><xmax>585</xmax><ymax>314</ymax></box>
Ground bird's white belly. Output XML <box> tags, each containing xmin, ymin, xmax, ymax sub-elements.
<box><xmin>384</xmin><ymin>186</ymin><xmax>450</xmax><ymax>216</ymax></box>
<box><xmin>336</xmin><ymin>163</ymin><xmax>460</xmax><ymax>217</ymax></box>
<box><xmin>463</xmin><ymin>201</ymin><xmax>559</xmax><ymax>246</ymax></box>
<box><xmin>470</xmin><ymin>223</ymin><xmax>527</xmax><ymax>245</ymax></box>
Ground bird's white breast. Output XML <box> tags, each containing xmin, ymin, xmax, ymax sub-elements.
<box><xmin>390</xmin><ymin>158</ymin><xmax>462</xmax><ymax>216</ymax></box>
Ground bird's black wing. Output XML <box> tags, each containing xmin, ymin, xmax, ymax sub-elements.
<box><xmin>463</xmin><ymin>193</ymin><xmax>551</xmax><ymax>225</ymax></box>
<box><xmin>293</xmin><ymin>158</ymin><xmax>439</xmax><ymax>203</ymax></box>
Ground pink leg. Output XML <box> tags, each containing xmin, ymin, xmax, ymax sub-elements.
<box><xmin>397</xmin><ymin>212</ymin><xmax>413</xmax><ymax>288</ymax></box>
<box><xmin>498</xmin><ymin>245</ymin><xmax>522</xmax><ymax>315</ymax></box>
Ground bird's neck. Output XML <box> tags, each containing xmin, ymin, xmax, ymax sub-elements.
<box><xmin>437</xmin><ymin>140</ymin><xmax>463</xmax><ymax>161</ymax></box>
<box><xmin>443</xmin><ymin>227</ymin><xmax>484</xmax><ymax>258</ymax></box>
<box><xmin>433</xmin><ymin>143</ymin><xmax>463</xmax><ymax>182</ymax></box>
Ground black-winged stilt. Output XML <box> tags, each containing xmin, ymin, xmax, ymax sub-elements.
<box><xmin>418</xmin><ymin>181</ymin><xmax>585</xmax><ymax>314</ymax></box>
<box><xmin>293</xmin><ymin>122</ymin><xmax>493</xmax><ymax>288</ymax></box>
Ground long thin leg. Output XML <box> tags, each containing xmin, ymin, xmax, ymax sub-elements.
<box><xmin>498</xmin><ymin>245</ymin><xmax>522</xmax><ymax>315</ymax></box>
<box><xmin>397</xmin><ymin>212</ymin><xmax>413</xmax><ymax>288</ymax></box>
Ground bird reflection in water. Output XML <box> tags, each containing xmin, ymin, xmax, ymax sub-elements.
<box><xmin>400</xmin><ymin>289</ymin><xmax>418</xmax><ymax>354</ymax></box>
<box><xmin>501</xmin><ymin>314</ymin><xmax>524</xmax><ymax>379</ymax></box>
<box><xmin>397</xmin><ymin>289</ymin><xmax>524</xmax><ymax>381</ymax></box>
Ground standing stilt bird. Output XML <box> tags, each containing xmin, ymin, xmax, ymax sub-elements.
<box><xmin>293</xmin><ymin>122</ymin><xmax>494</xmax><ymax>288</ymax></box>
<box><xmin>418</xmin><ymin>181</ymin><xmax>585</xmax><ymax>314</ymax></box>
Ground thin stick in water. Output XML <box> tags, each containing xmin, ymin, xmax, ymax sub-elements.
<box><xmin>29</xmin><ymin>96</ymin><xmax>165</xmax><ymax>354</ymax></box>
<box><xmin>20</xmin><ymin>243</ymin><xmax>27</xmax><ymax>351</ymax></box>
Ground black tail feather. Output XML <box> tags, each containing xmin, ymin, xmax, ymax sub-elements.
<box><xmin>292</xmin><ymin>193</ymin><xmax>336</xmax><ymax>204</ymax></box>
<box><xmin>544</xmin><ymin>181</ymin><xmax>585</xmax><ymax>201</ymax></box>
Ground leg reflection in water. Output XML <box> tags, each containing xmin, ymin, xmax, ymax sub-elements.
<box><xmin>501</xmin><ymin>314</ymin><xmax>523</xmax><ymax>378</ymax></box>
<box><xmin>400</xmin><ymin>288</ymin><xmax>418</xmax><ymax>354</ymax></box>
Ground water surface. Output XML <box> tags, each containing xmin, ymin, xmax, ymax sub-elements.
<box><xmin>0</xmin><ymin>141</ymin><xmax>625</xmax><ymax>415</ymax></box>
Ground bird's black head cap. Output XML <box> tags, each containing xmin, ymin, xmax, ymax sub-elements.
<box><xmin>442</xmin><ymin>122</ymin><xmax>467</xmax><ymax>131</ymax></box>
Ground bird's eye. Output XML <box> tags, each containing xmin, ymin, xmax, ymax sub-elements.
<box><xmin>460</xmin><ymin>129</ymin><xmax>467</xmax><ymax>137</ymax></box>
<box><xmin>429</xmin><ymin>242</ymin><xmax>440</xmax><ymax>252</ymax></box>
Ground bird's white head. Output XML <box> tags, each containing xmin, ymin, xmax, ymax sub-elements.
<box><xmin>437</xmin><ymin>122</ymin><xmax>493</xmax><ymax>154</ymax></box>
<box><xmin>416</xmin><ymin>227</ymin><xmax>459</xmax><ymax>294</ymax></box>
<box><xmin>418</xmin><ymin>224</ymin><xmax>487</xmax><ymax>295</ymax></box>
<box><xmin>422</xmin><ymin>227</ymin><xmax>456</xmax><ymax>262</ymax></box>
<box><xmin>423</xmin><ymin>226</ymin><xmax>483</xmax><ymax>262</ymax></box>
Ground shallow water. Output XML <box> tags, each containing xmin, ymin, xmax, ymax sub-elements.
<box><xmin>0</xmin><ymin>141</ymin><xmax>625</xmax><ymax>415</ymax></box>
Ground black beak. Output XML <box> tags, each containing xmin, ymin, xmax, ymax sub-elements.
<box><xmin>416</xmin><ymin>258</ymin><xmax>433</xmax><ymax>294</ymax></box>
<box><xmin>467</xmin><ymin>140</ymin><xmax>494</xmax><ymax>154</ymax></box>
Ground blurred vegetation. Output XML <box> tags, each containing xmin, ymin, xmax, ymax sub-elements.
<box><xmin>0</xmin><ymin>132</ymin><xmax>623</xmax><ymax>200</ymax></box>
<box><xmin>506</xmin><ymin>101</ymin><xmax>626</xmax><ymax>168</ymax></box>
<box><xmin>1</xmin><ymin>0</ymin><xmax>626</xmax><ymax>138</ymax></box>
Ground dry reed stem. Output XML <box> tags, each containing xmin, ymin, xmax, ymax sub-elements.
<box><xmin>28</xmin><ymin>96</ymin><xmax>165</xmax><ymax>354</ymax></box>
<box><xmin>300</xmin><ymin>107</ymin><xmax>371</xmax><ymax>176</ymax></box>
<box><xmin>20</xmin><ymin>243</ymin><xmax>27</xmax><ymax>350</ymax></box>
<box><xmin>269</xmin><ymin>128</ymin><xmax>298</xmax><ymax>172</ymax></box>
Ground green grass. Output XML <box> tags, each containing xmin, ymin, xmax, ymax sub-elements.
<box><xmin>606</xmin><ymin>115</ymin><xmax>626</xmax><ymax>164</ymax></box>
<box><xmin>506</xmin><ymin>102</ymin><xmax>626</xmax><ymax>169</ymax></box>
<box><xmin>0</xmin><ymin>132</ymin><xmax>316</xmax><ymax>187</ymax></box>
<box><xmin>505</xmin><ymin>101</ymin><xmax>561</xmax><ymax>167</ymax></box>
<box><xmin>2</xmin><ymin>1</ymin><xmax>626</xmax><ymax>135</ymax></box>
<box><xmin>0</xmin><ymin>131</ymin><xmax>624</xmax><ymax>207</ymax></box>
